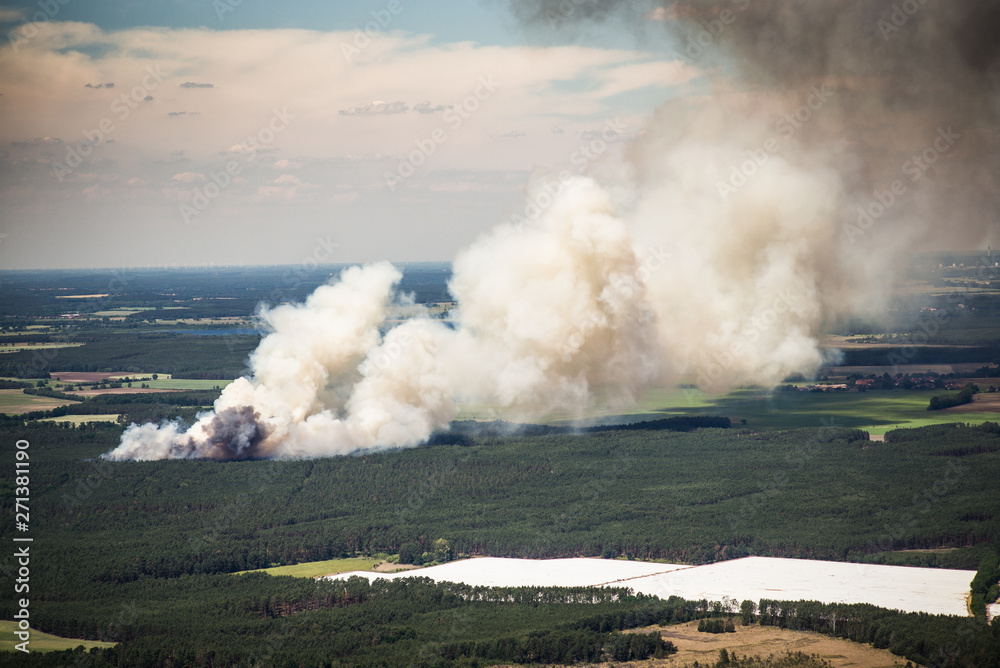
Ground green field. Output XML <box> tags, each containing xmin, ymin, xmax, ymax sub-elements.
<box><xmin>235</xmin><ymin>557</ymin><xmax>379</xmax><ymax>578</ymax></box>
<box><xmin>135</xmin><ymin>378</ymin><xmax>232</xmax><ymax>390</ymax></box>
<box><xmin>0</xmin><ymin>621</ymin><xmax>116</xmax><ymax>652</ymax></box>
<box><xmin>0</xmin><ymin>389</ymin><xmax>79</xmax><ymax>414</ymax></box>
<box><xmin>456</xmin><ymin>386</ymin><xmax>714</xmax><ymax>424</ymax></box>
<box><xmin>692</xmin><ymin>389</ymin><xmax>1000</xmax><ymax>434</ymax></box>
<box><xmin>459</xmin><ymin>386</ymin><xmax>1000</xmax><ymax>433</ymax></box>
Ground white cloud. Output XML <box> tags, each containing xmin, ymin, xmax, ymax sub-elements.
<box><xmin>171</xmin><ymin>172</ymin><xmax>205</xmax><ymax>183</ymax></box>
<box><xmin>338</xmin><ymin>100</ymin><xmax>409</xmax><ymax>116</ymax></box>
<box><xmin>0</xmin><ymin>20</ymin><xmax>694</xmax><ymax>268</ymax></box>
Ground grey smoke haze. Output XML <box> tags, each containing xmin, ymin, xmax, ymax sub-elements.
<box><xmin>104</xmin><ymin>1</ymin><xmax>998</xmax><ymax>460</ymax></box>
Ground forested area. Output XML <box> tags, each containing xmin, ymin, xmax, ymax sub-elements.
<box><xmin>6</xmin><ymin>576</ymin><xmax>683</xmax><ymax>667</ymax></box>
<box><xmin>2</xmin><ymin>421</ymin><xmax>998</xmax><ymax>592</ymax></box>
<box><xmin>0</xmin><ymin>333</ymin><xmax>260</xmax><ymax>379</ymax></box>
<box><xmin>746</xmin><ymin>598</ymin><xmax>1000</xmax><ymax>667</ymax></box>
<box><xmin>0</xmin><ymin>419</ymin><xmax>998</xmax><ymax>664</ymax></box>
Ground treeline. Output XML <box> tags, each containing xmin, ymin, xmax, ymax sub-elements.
<box><xmin>747</xmin><ymin>598</ymin><xmax>1000</xmax><ymax>667</ymax></box>
<box><xmin>444</xmin><ymin>415</ymin><xmax>731</xmax><ymax>441</ymax></box>
<box><xmin>971</xmin><ymin>553</ymin><xmax>1000</xmax><ymax>617</ymax></box>
<box><xmin>928</xmin><ymin>383</ymin><xmax>979</xmax><ymax>411</ymax></box>
<box><xmin>840</xmin><ymin>346</ymin><xmax>1000</xmax><ymax>366</ymax></box>
<box><xmin>3</xmin><ymin>575</ymin><xmax>678</xmax><ymax>667</ymax></box>
<box><xmin>592</xmin><ymin>415</ymin><xmax>731</xmax><ymax>432</ymax></box>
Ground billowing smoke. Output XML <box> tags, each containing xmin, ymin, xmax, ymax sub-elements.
<box><xmin>105</xmin><ymin>1</ymin><xmax>998</xmax><ymax>460</ymax></box>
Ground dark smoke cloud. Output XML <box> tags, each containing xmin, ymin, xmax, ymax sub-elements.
<box><xmin>198</xmin><ymin>406</ymin><xmax>272</xmax><ymax>460</ymax></box>
<box><xmin>507</xmin><ymin>0</ymin><xmax>1000</xmax><ymax>250</ymax></box>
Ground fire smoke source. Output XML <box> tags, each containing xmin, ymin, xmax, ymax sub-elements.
<box><xmin>105</xmin><ymin>1</ymin><xmax>998</xmax><ymax>460</ymax></box>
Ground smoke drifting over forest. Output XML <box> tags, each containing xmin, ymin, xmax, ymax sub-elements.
<box><xmin>104</xmin><ymin>0</ymin><xmax>998</xmax><ymax>460</ymax></box>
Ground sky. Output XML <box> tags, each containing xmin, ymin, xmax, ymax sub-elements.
<box><xmin>0</xmin><ymin>0</ymin><xmax>698</xmax><ymax>269</ymax></box>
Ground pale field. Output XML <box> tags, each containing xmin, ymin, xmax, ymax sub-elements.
<box><xmin>628</xmin><ymin>619</ymin><xmax>905</xmax><ymax>668</ymax></box>
<box><xmin>946</xmin><ymin>392</ymin><xmax>1000</xmax><ymax>412</ymax></box>
<box><xmin>327</xmin><ymin>556</ymin><xmax>974</xmax><ymax>617</ymax></box>
<box><xmin>0</xmin><ymin>621</ymin><xmax>116</xmax><ymax>652</ymax></box>
<box><xmin>39</xmin><ymin>414</ymin><xmax>120</xmax><ymax>424</ymax></box>
<box><xmin>0</xmin><ymin>342</ymin><xmax>85</xmax><ymax>353</ymax></box>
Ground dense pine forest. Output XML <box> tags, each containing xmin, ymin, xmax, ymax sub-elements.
<box><xmin>1</xmin><ymin>419</ymin><xmax>999</xmax><ymax>665</ymax></box>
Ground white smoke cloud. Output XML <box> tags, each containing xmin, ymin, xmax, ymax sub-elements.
<box><xmin>106</xmin><ymin>0</ymin><xmax>1000</xmax><ymax>461</ymax></box>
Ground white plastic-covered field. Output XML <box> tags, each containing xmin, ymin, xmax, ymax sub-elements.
<box><xmin>326</xmin><ymin>556</ymin><xmax>974</xmax><ymax>617</ymax></box>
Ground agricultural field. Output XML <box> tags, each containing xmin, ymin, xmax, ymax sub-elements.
<box><xmin>0</xmin><ymin>341</ymin><xmax>85</xmax><ymax>353</ymax></box>
<box><xmin>38</xmin><ymin>414</ymin><xmax>121</xmax><ymax>424</ymax></box>
<box><xmin>644</xmin><ymin>619</ymin><xmax>907</xmax><ymax>668</ymax></box>
<box><xmin>236</xmin><ymin>557</ymin><xmax>379</xmax><ymax>579</ymax></box>
<box><xmin>0</xmin><ymin>622</ymin><xmax>116</xmax><ymax>653</ymax></box>
<box><xmin>327</xmin><ymin>556</ymin><xmax>974</xmax><ymax>616</ymax></box>
<box><xmin>0</xmin><ymin>388</ymin><xmax>79</xmax><ymax>413</ymax></box>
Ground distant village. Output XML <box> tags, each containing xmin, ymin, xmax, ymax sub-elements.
<box><xmin>785</xmin><ymin>370</ymin><xmax>999</xmax><ymax>394</ymax></box>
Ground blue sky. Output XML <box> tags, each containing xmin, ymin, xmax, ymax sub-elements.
<box><xmin>1</xmin><ymin>0</ymin><xmax>515</xmax><ymax>43</ymax></box>
<box><xmin>0</xmin><ymin>1</ymin><xmax>697</xmax><ymax>269</ymax></box>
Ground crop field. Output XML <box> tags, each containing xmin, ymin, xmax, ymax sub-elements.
<box><xmin>39</xmin><ymin>414</ymin><xmax>121</xmax><ymax>424</ymax></box>
<box><xmin>131</xmin><ymin>378</ymin><xmax>232</xmax><ymax>390</ymax></box>
<box><xmin>0</xmin><ymin>342</ymin><xmax>85</xmax><ymax>353</ymax></box>
<box><xmin>0</xmin><ymin>389</ymin><xmax>79</xmax><ymax>413</ymax></box>
<box><xmin>236</xmin><ymin>557</ymin><xmax>378</xmax><ymax>579</ymax></box>
<box><xmin>0</xmin><ymin>621</ymin><xmax>116</xmax><ymax>652</ymax></box>
<box><xmin>458</xmin><ymin>386</ymin><xmax>1000</xmax><ymax>434</ymax></box>
<box><xmin>645</xmin><ymin>619</ymin><xmax>907</xmax><ymax>668</ymax></box>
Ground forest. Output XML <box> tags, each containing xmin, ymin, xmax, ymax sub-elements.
<box><xmin>2</xmin><ymin>265</ymin><xmax>1000</xmax><ymax>665</ymax></box>
<box><xmin>1</xmin><ymin>418</ymin><xmax>999</xmax><ymax>665</ymax></box>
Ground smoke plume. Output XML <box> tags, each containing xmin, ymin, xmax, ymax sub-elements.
<box><xmin>105</xmin><ymin>1</ymin><xmax>998</xmax><ymax>460</ymax></box>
